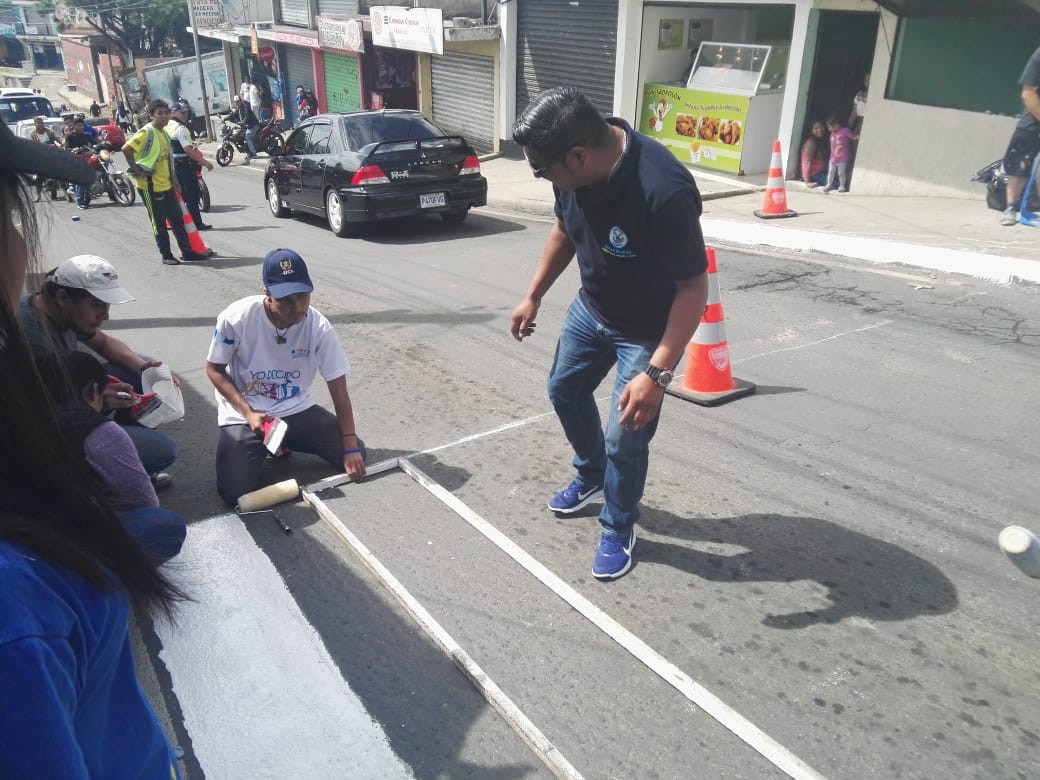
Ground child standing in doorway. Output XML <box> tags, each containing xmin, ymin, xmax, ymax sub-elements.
<box><xmin>824</xmin><ymin>114</ymin><xmax>858</xmax><ymax>193</ymax></box>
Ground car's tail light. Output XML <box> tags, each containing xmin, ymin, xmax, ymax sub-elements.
<box><xmin>459</xmin><ymin>155</ymin><xmax>480</xmax><ymax>175</ymax></box>
<box><xmin>351</xmin><ymin>165</ymin><xmax>389</xmax><ymax>185</ymax></box>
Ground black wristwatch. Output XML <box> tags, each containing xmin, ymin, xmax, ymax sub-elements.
<box><xmin>644</xmin><ymin>364</ymin><xmax>674</xmax><ymax>388</ymax></box>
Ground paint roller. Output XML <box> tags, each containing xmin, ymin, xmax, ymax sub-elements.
<box><xmin>236</xmin><ymin>479</ymin><xmax>300</xmax><ymax>535</ymax></box>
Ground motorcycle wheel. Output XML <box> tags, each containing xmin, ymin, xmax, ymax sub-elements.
<box><xmin>216</xmin><ymin>143</ymin><xmax>233</xmax><ymax>167</ymax></box>
<box><xmin>111</xmin><ymin>176</ymin><xmax>135</xmax><ymax>206</ymax></box>
<box><xmin>199</xmin><ymin>179</ymin><xmax>211</xmax><ymax>212</ymax></box>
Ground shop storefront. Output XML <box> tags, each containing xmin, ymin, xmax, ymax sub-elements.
<box><xmin>281</xmin><ymin>40</ymin><xmax>317</xmax><ymax>124</ymax></box>
<box><xmin>631</xmin><ymin>3</ymin><xmax>796</xmax><ymax>176</ymax></box>
<box><xmin>317</xmin><ymin>16</ymin><xmax>364</xmax><ymax>113</ymax></box>
<box><xmin>515</xmin><ymin>0</ymin><xmax>618</xmax><ymax>117</ymax></box>
<box><xmin>431</xmin><ymin>50</ymin><xmax>495</xmax><ymax>155</ymax></box>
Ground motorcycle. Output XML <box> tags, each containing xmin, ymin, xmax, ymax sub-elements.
<box><xmin>67</xmin><ymin>145</ymin><xmax>136</xmax><ymax>207</ymax></box>
<box><xmin>215</xmin><ymin>116</ymin><xmax>284</xmax><ymax>167</ymax></box>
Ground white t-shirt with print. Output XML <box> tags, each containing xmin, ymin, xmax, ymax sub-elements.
<box><xmin>207</xmin><ymin>295</ymin><xmax>350</xmax><ymax>426</ymax></box>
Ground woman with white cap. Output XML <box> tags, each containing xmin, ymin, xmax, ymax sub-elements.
<box><xmin>19</xmin><ymin>253</ymin><xmax>179</xmax><ymax>489</ymax></box>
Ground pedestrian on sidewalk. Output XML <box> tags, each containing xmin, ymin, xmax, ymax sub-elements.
<box><xmin>823</xmin><ymin>114</ymin><xmax>858</xmax><ymax>193</ymax></box>
<box><xmin>167</xmin><ymin>100</ymin><xmax>213</xmax><ymax>231</ymax></box>
<box><xmin>205</xmin><ymin>248</ymin><xmax>367</xmax><ymax>506</ymax></box>
<box><xmin>88</xmin><ymin>99</ymin><xmax>101</xmax><ymax>118</ymax></box>
<box><xmin>800</xmin><ymin>119</ymin><xmax>829</xmax><ymax>188</ymax></box>
<box><xmin>122</xmin><ymin>99</ymin><xmax>209</xmax><ymax>265</ymax></box>
<box><xmin>1000</xmin><ymin>46</ymin><xmax>1040</xmax><ymax>226</ymax></box>
<box><xmin>115</xmin><ymin>102</ymin><xmax>132</xmax><ymax>133</ymax></box>
<box><xmin>509</xmin><ymin>86</ymin><xmax>709</xmax><ymax>580</ymax></box>
<box><xmin>0</xmin><ymin>116</ymin><xmax>187</xmax><ymax>780</ymax></box>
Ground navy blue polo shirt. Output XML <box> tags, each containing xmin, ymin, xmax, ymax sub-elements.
<box><xmin>554</xmin><ymin>118</ymin><xmax>708</xmax><ymax>341</ymax></box>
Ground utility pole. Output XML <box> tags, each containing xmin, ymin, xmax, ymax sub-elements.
<box><xmin>185</xmin><ymin>0</ymin><xmax>212</xmax><ymax>138</ymax></box>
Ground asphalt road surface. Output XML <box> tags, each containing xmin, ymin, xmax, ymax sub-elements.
<box><xmin>34</xmin><ymin>163</ymin><xmax>1040</xmax><ymax>780</ymax></box>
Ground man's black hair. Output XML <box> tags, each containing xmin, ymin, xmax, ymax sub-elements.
<box><xmin>512</xmin><ymin>86</ymin><xmax>610</xmax><ymax>158</ymax></box>
<box><xmin>147</xmin><ymin>98</ymin><xmax>169</xmax><ymax>114</ymax></box>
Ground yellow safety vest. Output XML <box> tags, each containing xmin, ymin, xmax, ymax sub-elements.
<box><xmin>135</xmin><ymin>125</ymin><xmax>163</xmax><ymax>173</ymax></box>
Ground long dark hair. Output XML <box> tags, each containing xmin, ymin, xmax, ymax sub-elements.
<box><xmin>804</xmin><ymin>119</ymin><xmax>828</xmax><ymax>160</ymax></box>
<box><xmin>0</xmin><ymin>174</ymin><xmax>184</xmax><ymax>619</ymax></box>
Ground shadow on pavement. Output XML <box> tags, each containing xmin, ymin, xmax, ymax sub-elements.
<box><xmin>637</xmin><ymin>509</ymin><xmax>958</xmax><ymax>629</ymax></box>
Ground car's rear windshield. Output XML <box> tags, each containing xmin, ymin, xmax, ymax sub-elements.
<box><xmin>1</xmin><ymin>96</ymin><xmax>55</xmax><ymax>125</ymax></box>
<box><xmin>342</xmin><ymin>114</ymin><xmax>443</xmax><ymax>150</ymax></box>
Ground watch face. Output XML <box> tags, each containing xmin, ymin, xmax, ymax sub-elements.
<box><xmin>658</xmin><ymin>369</ymin><xmax>674</xmax><ymax>387</ymax></box>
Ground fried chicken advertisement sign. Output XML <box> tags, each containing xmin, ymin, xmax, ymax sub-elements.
<box><xmin>639</xmin><ymin>84</ymin><xmax>749</xmax><ymax>174</ymax></box>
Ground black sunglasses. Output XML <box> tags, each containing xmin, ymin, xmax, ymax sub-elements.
<box><xmin>525</xmin><ymin>145</ymin><xmax>577</xmax><ymax>179</ymax></box>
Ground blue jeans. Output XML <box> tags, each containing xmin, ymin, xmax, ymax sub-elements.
<box><xmin>548</xmin><ymin>297</ymin><xmax>660</xmax><ymax>535</ymax></box>
<box><xmin>244</xmin><ymin>124</ymin><xmax>258</xmax><ymax>157</ymax></box>
<box><xmin>104</xmin><ymin>360</ymin><xmax>178</xmax><ymax>475</ymax></box>
<box><xmin>74</xmin><ymin>182</ymin><xmax>88</xmax><ymax>206</ymax></box>
<box><xmin>121</xmin><ymin>506</ymin><xmax>186</xmax><ymax>562</ymax></box>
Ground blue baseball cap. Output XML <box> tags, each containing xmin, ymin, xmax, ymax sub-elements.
<box><xmin>263</xmin><ymin>248</ymin><xmax>314</xmax><ymax>298</ymax></box>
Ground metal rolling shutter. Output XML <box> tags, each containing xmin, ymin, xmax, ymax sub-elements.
<box><xmin>316</xmin><ymin>0</ymin><xmax>358</xmax><ymax>16</ymax></box>
<box><xmin>278</xmin><ymin>0</ymin><xmax>309</xmax><ymax>27</ymax></box>
<box><xmin>516</xmin><ymin>0</ymin><xmax>618</xmax><ymax>117</ymax></box>
<box><xmin>322</xmin><ymin>52</ymin><xmax>361</xmax><ymax>113</ymax></box>
<box><xmin>431</xmin><ymin>51</ymin><xmax>494</xmax><ymax>154</ymax></box>
<box><xmin>283</xmin><ymin>45</ymin><xmax>315</xmax><ymax>124</ymax></box>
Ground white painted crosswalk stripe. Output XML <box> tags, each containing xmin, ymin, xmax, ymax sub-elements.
<box><xmin>155</xmin><ymin>515</ymin><xmax>413</xmax><ymax>779</ymax></box>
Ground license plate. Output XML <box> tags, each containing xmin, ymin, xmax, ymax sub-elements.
<box><xmin>420</xmin><ymin>192</ymin><xmax>446</xmax><ymax>208</ymax></box>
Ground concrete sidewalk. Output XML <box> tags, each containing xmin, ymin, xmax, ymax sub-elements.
<box><xmin>479</xmin><ymin>155</ymin><xmax>1040</xmax><ymax>286</ymax></box>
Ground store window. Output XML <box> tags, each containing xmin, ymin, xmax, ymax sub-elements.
<box><xmin>888</xmin><ymin>18</ymin><xmax>1037</xmax><ymax>116</ymax></box>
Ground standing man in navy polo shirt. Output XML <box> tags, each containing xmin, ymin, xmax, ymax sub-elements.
<box><xmin>510</xmin><ymin>86</ymin><xmax>709</xmax><ymax>580</ymax></box>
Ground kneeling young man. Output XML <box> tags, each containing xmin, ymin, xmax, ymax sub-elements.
<box><xmin>206</xmin><ymin>248</ymin><xmax>366</xmax><ymax>506</ymax></box>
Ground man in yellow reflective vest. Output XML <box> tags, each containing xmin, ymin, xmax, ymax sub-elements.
<box><xmin>122</xmin><ymin>99</ymin><xmax>210</xmax><ymax>266</ymax></box>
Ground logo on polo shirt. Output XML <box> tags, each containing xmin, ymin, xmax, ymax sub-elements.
<box><xmin>602</xmin><ymin>225</ymin><xmax>635</xmax><ymax>259</ymax></box>
<box><xmin>608</xmin><ymin>226</ymin><xmax>628</xmax><ymax>249</ymax></box>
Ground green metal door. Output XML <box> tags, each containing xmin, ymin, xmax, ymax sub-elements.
<box><xmin>322</xmin><ymin>52</ymin><xmax>361</xmax><ymax>114</ymax></box>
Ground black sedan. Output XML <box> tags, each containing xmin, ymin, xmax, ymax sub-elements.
<box><xmin>264</xmin><ymin>110</ymin><xmax>488</xmax><ymax>237</ymax></box>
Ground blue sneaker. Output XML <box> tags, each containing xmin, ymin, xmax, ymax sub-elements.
<box><xmin>547</xmin><ymin>480</ymin><xmax>603</xmax><ymax>513</ymax></box>
<box><xmin>592</xmin><ymin>528</ymin><xmax>636</xmax><ymax>579</ymax></box>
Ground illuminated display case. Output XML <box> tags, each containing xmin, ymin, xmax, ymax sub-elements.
<box><xmin>640</xmin><ymin>41</ymin><xmax>789</xmax><ymax>175</ymax></box>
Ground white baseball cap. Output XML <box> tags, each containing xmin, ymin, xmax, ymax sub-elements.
<box><xmin>50</xmin><ymin>255</ymin><xmax>135</xmax><ymax>305</ymax></box>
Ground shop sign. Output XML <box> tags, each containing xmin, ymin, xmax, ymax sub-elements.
<box><xmin>272</xmin><ymin>30</ymin><xmax>320</xmax><ymax>48</ymax></box>
<box><xmin>250</xmin><ymin>27</ymin><xmax>259</xmax><ymax>55</ymax></box>
<box><xmin>639</xmin><ymin>83</ymin><xmax>749</xmax><ymax>175</ymax></box>
<box><xmin>317</xmin><ymin>16</ymin><xmax>364</xmax><ymax>53</ymax></box>
<box><xmin>369</xmin><ymin>6</ymin><xmax>443</xmax><ymax>55</ymax></box>
<box><xmin>258</xmin><ymin>45</ymin><xmax>275</xmax><ymax>64</ymax></box>
<box><xmin>189</xmin><ymin>0</ymin><xmax>223</xmax><ymax>28</ymax></box>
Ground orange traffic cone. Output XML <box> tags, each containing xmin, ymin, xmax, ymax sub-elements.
<box><xmin>754</xmin><ymin>140</ymin><xmax>797</xmax><ymax>220</ymax></box>
<box><xmin>666</xmin><ymin>247</ymin><xmax>755</xmax><ymax>406</ymax></box>
<box><xmin>173</xmin><ymin>191</ymin><xmax>211</xmax><ymax>255</ymax></box>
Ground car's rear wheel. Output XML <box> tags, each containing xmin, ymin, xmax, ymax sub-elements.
<box><xmin>440</xmin><ymin>208</ymin><xmax>469</xmax><ymax>225</ymax></box>
<box><xmin>326</xmin><ymin>189</ymin><xmax>355</xmax><ymax>237</ymax></box>
<box><xmin>267</xmin><ymin>179</ymin><xmax>289</xmax><ymax>218</ymax></box>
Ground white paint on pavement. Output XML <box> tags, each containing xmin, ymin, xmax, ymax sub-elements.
<box><xmin>702</xmin><ymin>217</ymin><xmax>1040</xmax><ymax>285</ymax></box>
<box><xmin>155</xmin><ymin>515</ymin><xmax>413</xmax><ymax>780</ymax></box>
